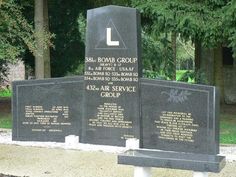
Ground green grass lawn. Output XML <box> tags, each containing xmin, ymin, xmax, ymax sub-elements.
<box><xmin>176</xmin><ymin>70</ymin><xmax>195</xmax><ymax>83</ymax></box>
<box><xmin>220</xmin><ymin>114</ymin><xmax>236</xmax><ymax>144</ymax></box>
<box><xmin>176</xmin><ymin>70</ymin><xmax>188</xmax><ymax>80</ymax></box>
<box><xmin>0</xmin><ymin>113</ymin><xmax>235</xmax><ymax>144</ymax></box>
<box><xmin>0</xmin><ymin>89</ymin><xmax>12</xmax><ymax>98</ymax></box>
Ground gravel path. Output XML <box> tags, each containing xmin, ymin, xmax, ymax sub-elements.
<box><xmin>0</xmin><ymin>144</ymin><xmax>236</xmax><ymax>177</ymax></box>
<box><xmin>1</xmin><ymin>129</ymin><xmax>236</xmax><ymax>177</ymax></box>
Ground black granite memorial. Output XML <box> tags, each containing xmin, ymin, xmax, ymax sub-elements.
<box><xmin>81</xmin><ymin>5</ymin><xmax>141</xmax><ymax>146</ymax></box>
<box><xmin>11</xmin><ymin>4</ymin><xmax>225</xmax><ymax>174</ymax></box>
<box><xmin>118</xmin><ymin>78</ymin><xmax>225</xmax><ymax>173</ymax></box>
<box><xmin>12</xmin><ymin>76</ymin><xmax>83</xmax><ymax>142</ymax></box>
<box><xmin>140</xmin><ymin>78</ymin><xmax>219</xmax><ymax>155</ymax></box>
<box><xmin>118</xmin><ymin>149</ymin><xmax>226</xmax><ymax>172</ymax></box>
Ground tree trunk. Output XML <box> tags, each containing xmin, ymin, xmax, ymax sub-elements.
<box><xmin>34</xmin><ymin>0</ymin><xmax>44</xmax><ymax>79</ymax></box>
<box><xmin>171</xmin><ymin>32</ymin><xmax>177</xmax><ymax>80</ymax></box>
<box><xmin>43</xmin><ymin>0</ymin><xmax>51</xmax><ymax>78</ymax></box>
<box><xmin>194</xmin><ymin>40</ymin><xmax>201</xmax><ymax>72</ymax></box>
<box><xmin>34</xmin><ymin>0</ymin><xmax>51</xmax><ymax>79</ymax></box>
<box><xmin>214</xmin><ymin>44</ymin><xmax>224</xmax><ymax>103</ymax></box>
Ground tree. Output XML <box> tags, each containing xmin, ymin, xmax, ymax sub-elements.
<box><xmin>87</xmin><ymin>0</ymin><xmax>131</xmax><ymax>7</ymax></box>
<box><xmin>48</xmin><ymin>0</ymin><xmax>87</xmax><ymax>77</ymax></box>
<box><xmin>131</xmin><ymin>0</ymin><xmax>235</xmax><ymax>103</ymax></box>
<box><xmin>34</xmin><ymin>0</ymin><xmax>51</xmax><ymax>79</ymax></box>
<box><xmin>132</xmin><ymin>0</ymin><xmax>236</xmax><ymax>54</ymax></box>
<box><xmin>48</xmin><ymin>0</ymin><xmax>131</xmax><ymax>77</ymax></box>
<box><xmin>142</xmin><ymin>31</ymin><xmax>174</xmax><ymax>79</ymax></box>
<box><xmin>0</xmin><ymin>0</ymin><xmax>36</xmax><ymax>83</ymax></box>
<box><xmin>0</xmin><ymin>60</ymin><xmax>9</xmax><ymax>84</ymax></box>
<box><xmin>171</xmin><ymin>32</ymin><xmax>177</xmax><ymax>80</ymax></box>
<box><xmin>222</xmin><ymin>1</ymin><xmax>236</xmax><ymax>57</ymax></box>
<box><xmin>0</xmin><ymin>0</ymin><xmax>53</xmax><ymax>80</ymax></box>
<box><xmin>131</xmin><ymin>0</ymin><xmax>229</xmax><ymax>53</ymax></box>
<box><xmin>0</xmin><ymin>0</ymin><xmax>35</xmax><ymax>61</ymax></box>
<box><xmin>76</xmin><ymin>1</ymin><xmax>175</xmax><ymax>80</ymax></box>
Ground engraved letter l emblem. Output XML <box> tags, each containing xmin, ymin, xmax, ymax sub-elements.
<box><xmin>106</xmin><ymin>28</ymin><xmax>120</xmax><ymax>46</ymax></box>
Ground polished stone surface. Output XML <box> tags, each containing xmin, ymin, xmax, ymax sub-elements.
<box><xmin>12</xmin><ymin>76</ymin><xmax>83</xmax><ymax>142</ymax></box>
<box><xmin>82</xmin><ymin>5</ymin><xmax>142</xmax><ymax>146</ymax></box>
<box><xmin>118</xmin><ymin>149</ymin><xmax>226</xmax><ymax>172</ymax></box>
<box><xmin>140</xmin><ymin>78</ymin><xmax>220</xmax><ymax>155</ymax></box>
<box><xmin>11</xmin><ymin>5</ymin><xmax>224</xmax><ymax>173</ymax></box>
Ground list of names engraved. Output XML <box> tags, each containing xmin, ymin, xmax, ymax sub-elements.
<box><xmin>84</xmin><ymin>56</ymin><xmax>140</xmax><ymax>131</ymax></box>
<box><xmin>23</xmin><ymin>105</ymin><xmax>70</xmax><ymax>132</ymax></box>
<box><xmin>89</xmin><ymin>103</ymin><xmax>132</xmax><ymax>129</ymax></box>
<box><xmin>155</xmin><ymin>111</ymin><xmax>199</xmax><ymax>142</ymax></box>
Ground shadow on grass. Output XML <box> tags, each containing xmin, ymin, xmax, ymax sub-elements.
<box><xmin>0</xmin><ymin>113</ymin><xmax>12</xmax><ymax>129</ymax></box>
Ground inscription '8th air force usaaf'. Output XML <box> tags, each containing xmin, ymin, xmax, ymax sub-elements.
<box><xmin>84</xmin><ymin>56</ymin><xmax>138</xmax><ymax>98</ymax></box>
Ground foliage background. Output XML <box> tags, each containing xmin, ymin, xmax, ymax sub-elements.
<box><xmin>1</xmin><ymin>0</ymin><xmax>236</xmax><ymax>80</ymax></box>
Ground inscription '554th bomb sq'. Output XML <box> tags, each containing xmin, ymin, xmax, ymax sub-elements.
<box><xmin>81</xmin><ymin>5</ymin><xmax>142</xmax><ymax>146</ymax></box>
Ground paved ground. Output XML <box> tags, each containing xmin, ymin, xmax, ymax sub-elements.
<box><xmin>0</xmin><ymin>144</ymin><xmax>236</xmax><ymax>177</ymax></box>
<box><xmin>1</xmin><ymin>129</ymin><xmax>236</xmax><ymax>177</ymax></box>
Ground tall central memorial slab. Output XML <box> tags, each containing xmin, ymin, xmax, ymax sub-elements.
<box><xmin>81</xmin><ymin>6</ymin><xmax>141</xmax><ymax>146</ymax></box>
